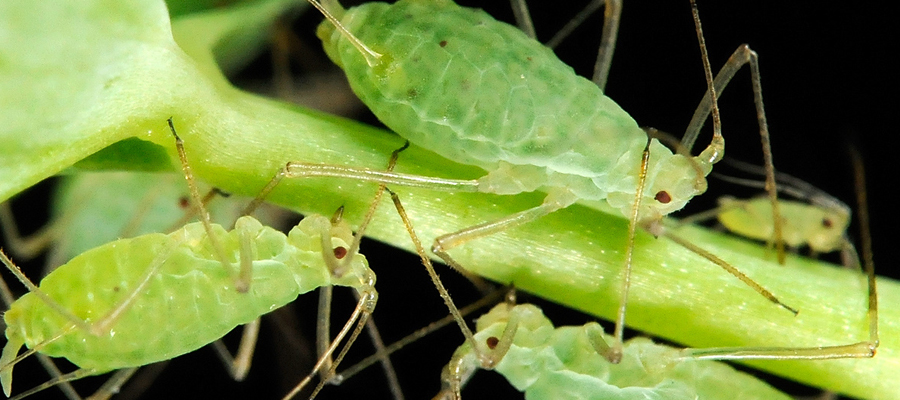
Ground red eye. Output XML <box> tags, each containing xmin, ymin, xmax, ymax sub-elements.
<box><xmin>486</xmin><ymin>336</ymin><xmax>499</xmax><ymax>349</ymax></box>
<box><xmin>822</xmin><ymin>218</ymin><xmax>833</xmax><ymax>228</ymax></box>
<box><xmin>333</xmin><ymin>247</ymin><xmax>348</xmax><ymax>259</ymax></box>
<box><xmin>655</xmin><ymin>191</ymin><xmax>671</xmax><ymax>204</ymax></box>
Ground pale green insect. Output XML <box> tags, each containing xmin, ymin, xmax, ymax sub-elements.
<box><xmin>0</xmin><ymin>214</ymin><xmax>372</xmax><ymax>394</ymax></box>
<box><xmin>290</xmin><ymin>2</ymin><xmax>880</xmax><ymax>397</ymax></box>
<box><xmin>707</xmin><ymin>160</ymin><xmax>854</xmax><ymax>256</ymax></box>
<box><xmin>716</xmin><ymin>196</ymin><xmax>849</xmax><ymax>255</ymax></box>
<box><xmin>0</xmin><ymin>124</ymin><xmax>381</xmax><ymax>400</ymax></box>
<box><xmin>437</xmin><ymin>302</ymin><xmax>793</xmax><ymax>400</ymax></box>
<box><xmin>287</xmin><ymin>0</ymin><xmax>802</xmax><ymax>364</ymax></box>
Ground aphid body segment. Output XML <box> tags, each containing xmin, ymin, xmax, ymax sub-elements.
<box><xmin>317</xmin><ymin>0</ymin><xmax>717</xmax><ymax>222</ymax></box>
<box><xmin>439</xmin><ymin>303</ymin><xmax>792</xmax><ymax>400</ymax></box>
<box><xmin>717</xmin><ymin>196</ymin><xmax>850</xmax><ymax>254</ymax></box>
<box><xmin>0</xmin><ymin>214</ymin><xmax>372</xmax><ymax>395</ymax></box>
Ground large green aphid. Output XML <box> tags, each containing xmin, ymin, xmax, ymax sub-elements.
<box><xmin>437</xmin><ymin>303</ymin><xmax>793</xmax><ymax>400</ymax></box>
<box><xmin>316</xmin><ymin>0</ymin><xmax>716</xmax><ymax>221</ymax></box>
<box><xmin>293</xmin><ymin>0</ymin><xmax>876</xmax><ymax>366</ymax></box>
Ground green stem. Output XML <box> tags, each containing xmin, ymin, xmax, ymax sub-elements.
<box><xmin>138</xmin><ymin>85</ymin><xmax>896</xmax><ymax>399</ymax></box>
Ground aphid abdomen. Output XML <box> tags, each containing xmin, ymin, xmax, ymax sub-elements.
<box><xmin>319</xmin><ymin>0</ymin><xmax>649</xmax><ymax>199</ymax></box>
<box><xmin>3</xmin><ymin>216</ymin><xmax>346</xmax><ymax>372</ymax></box>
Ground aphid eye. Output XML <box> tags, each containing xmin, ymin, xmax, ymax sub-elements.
<box><xmin>178</xmin><ymin>196</ymin><xmax>190</xmax><ymax>208</ymax></box>
<box><xmin>822</xmin><ymin>218</ymin><xmax>833</xmax><ymax>228</ymax></box>
<box><xmin>655</xmin><ymin>191</ymin><xmax>672</xmax><ymax>204</ymax></box>
<box><xmin>439</xmin><ymin>40</ymin><xmax>448</xmax><ymax>47</ymax></box>
<box><xmin>333</xmin><ymin>246</ymin><xmax>348</xmax><ymax>260</ymax></box>
<box><xmin>486</xmin><ymin>336</ymin><xmax>500</xmax><ymax>349</ymax></box>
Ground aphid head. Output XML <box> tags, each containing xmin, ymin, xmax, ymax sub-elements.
<box><xmin>808</xmin><ymin>207</ymin><xmax>851</xmax><ymax>253</ymax></box>
<box><xmin>637</xmin><ymin>140</ymin><xmax>714</xmax><ymax>222</ymax></box>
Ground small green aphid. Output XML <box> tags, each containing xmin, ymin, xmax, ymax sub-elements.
<box><xmin>716</xmin><ymin>196</ymin><xmax>849</xmax><ymax>255</ymax></box>
<box><xmin>437</xmin><ymin>302</ymin><xmax>793</xmax><ymax>400</ymax></box>
<box><xmin>0</xmin><ymin>121</ymin><xmax>382</xmax><ymax>400</ymax></box>
<box><xmin>707</xmin><ymin>160</ymin><xmax>855</xmax><ymax>257</ymax></box>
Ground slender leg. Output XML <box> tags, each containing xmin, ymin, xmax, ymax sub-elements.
<box><xmin>0</xmin><ymin>202</ymin><xmax>62</xmax><ymax>261</ymax></box>
<box><xmin>210</xmin><ymin>318</ymin><xmax>261</xmax><ymax>381</ymax></box>
<box><xmin>678</xmin><ymin>142</ymin><xmax>877</xmax><ymax>360</ymax></box>
<box><xmin>83</xmin><ymin>368</ymin><xmax>139</xmax><ymax>400</ymax></box>
<box><xmin>679</xmin><ymin>41</ymin><xmax>785</xmax><ymax>263</ymax></box>
<box><xmin>0</xmin><ymin>263</ymin><xmax>82</xmax><ymax>400</ymax></box>
<box><xmin>507</xmin><ymin>0</ymin><xmax>621</xmax><ymax>91</ymax></box>
<box><xmin>507</xmin><ymin>0</ymin><xmax>536</xmax><ymax>40</ymax></box>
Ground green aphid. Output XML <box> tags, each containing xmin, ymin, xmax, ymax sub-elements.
<box><xmin>717</xmin><ymin>196</ymin><xmax>850</xmax><ymax>255</ymax></box>
<box><xmin>438</xmin><ymin>303</ymin><xmax>792</xmax><ymax>400</ymax></box>
<box><xmin>0</xmin><ymin>214</ymin><xmax>373</xmax><ymax>397</ymax></box>
<box><xmin>316</xmin><ymin>0</ymin><xmax>716</xmax><ymax>222</ymax></box>
<box><xmin>297</xmin><ymin>0</ymin><xmax>875</xmax><ymax>371</ymax></box>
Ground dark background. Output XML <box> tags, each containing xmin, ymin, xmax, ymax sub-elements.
<box><xmin>2</xmin><ymin>1</ymin><xmax>894</xmax><ymax>399</ymax></box>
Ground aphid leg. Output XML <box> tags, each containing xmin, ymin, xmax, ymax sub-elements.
<box><xmin>509</xmin><ymin>0</ymin><xmax>623</xmax><ymax>91</ymax></box>
<box><xmin>169</xmin><ymin>118</ymin><xmax>247</xmax><ymax>292</ymax></box>
<box><xmin>547</xmin><ymin>0</ymin><xmax>621</xmax><ymax>91</ymax></box>
<box><xmin>506</xmin><ymin>0</ymin><xmax>536</xmax><ymax>40</ymax></box>
<box><xmin>283</xmin><ymin>240</ymin><xmax>377</xmax><ymax>400</ymax></box>
<box><xmin>164</xmin><ymin>187</ymin><xmax>229</xmax><ymax>232</ymax></box>
<box><xmin>306</xmin><ymin>0</ymin><xmax>381</xmax><ymax>67</ymax></box>
<box><xmin>635</xmin><ymin>1</ymin><xmax>798</xmax><ymax>316</ymax></box>
<box><xmin>684</xmin><ymin>0</ymin><xmax>786</xmax><ymax>263</ymax></box>
<box><xmin>288</xmin><ymin>145</ymin><xmax>418</xmax><ymax>400</ymax></box>
<box><xmin>598</xmin><ymin>139</ymin><xmax>652</xmax><ymax>363</ymax></box>
<box><xmin>849</xmin><ymin>146</ymin><xmax>878</xmax><ymax>350</ymax></box>
<box><xmin>1</xmin><ymin>368</ymin><xmax>97</xmax><ymax>400</ymax></box>
<box><xmin>209</xmin><ymin>318</ymin><xmax>261</xmax><ymax>381</ymax></box>
<box><xmin>0</xmin><ymin>202</ymin><xmax>61</xmax><ymax>261</ymax></box>
<box><xmin>326</xmin><ymin>158</ymin><xmax>406</xmax><ymax>399</ymax></box>
<box><xmin>240</xmin><ymin>146</ymin><xmax>406</xmax><ymax>399</ymax></box>
<box><xmin>332</xmin><ymin>288</ymin><xmax>506</xmax><ymax>387</ymax></box>
<box><xmin>0</xmin><ymin>257</ymin><xmax>81</xmax><ymax>400</ymax></box>
<box><xmin>82</xmin><ymin>367</ymin><xmax>139</xmax><ymax>400</ymax></box>
<box><xmin>386</xmin><ymin>187</ymin><xmax>529</xmax><ymax>374</ymax></box>
<box><xmin>679</xmin><ymin>148</ymin><xmax>877</xmax><ymax>361</ymax></box>
<box><xmin>643</xmin><ymin>129</ymin><xmax>800</xmax><ymax>312</ymax></box>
